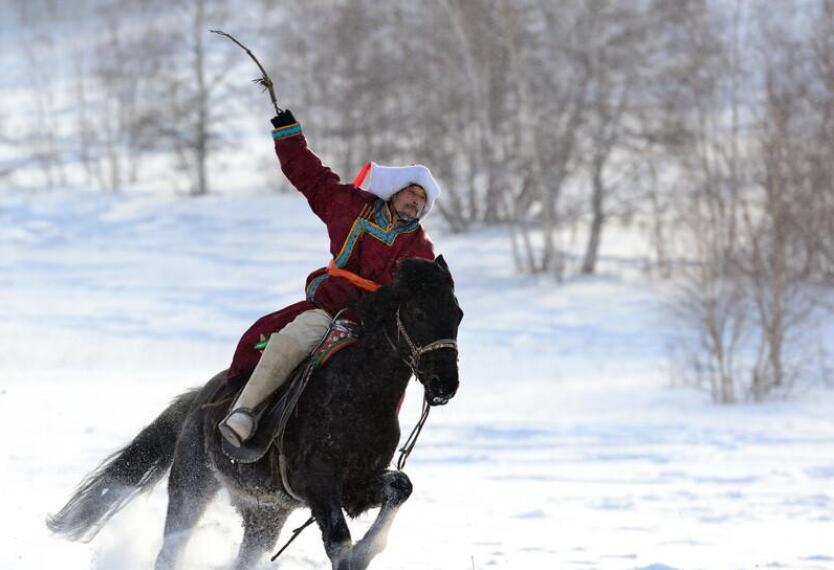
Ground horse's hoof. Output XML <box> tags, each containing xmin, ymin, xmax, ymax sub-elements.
<box><xmin>383</xmin><ymin>471</ymin><xmax>413</xmax><ymax>505</ymax></box>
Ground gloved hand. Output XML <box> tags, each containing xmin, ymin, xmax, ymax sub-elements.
<box><xmin>271</xmin><ymin>110</ymin><xmax>297</xmax><ymax>129</ymax></box>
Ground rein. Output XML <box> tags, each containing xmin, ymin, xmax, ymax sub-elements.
<box><xmin>396</xmin><ymin>397</ymin><xmax>430</xmax><ymax>471</ymax></box>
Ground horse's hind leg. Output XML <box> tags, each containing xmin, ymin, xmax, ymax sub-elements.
<box><xmin>232</xmin><ymin>504</ymin><xmax>291</xmax><ymax>570</ymax></box>
<box><xmin>350</xmin><ymin>470</ymin><xmax>413</xmax><ymax>570</ymax></box>
<box><xmin>154</xmin><ymin>417</ymin><xmax>220</xmax><ymax>570</ymax></box>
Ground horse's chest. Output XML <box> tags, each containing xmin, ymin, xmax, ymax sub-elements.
<box><xmin>299</xmin><ymin>403</ymin><xmax>398</xmax><ymax>472</ymax></box>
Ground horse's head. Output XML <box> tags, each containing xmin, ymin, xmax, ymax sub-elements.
<box><xmin>390</xmin><ymin>255</ymin><xmax>463</xmax><ymax>405</ymax></box>
<box><xmin>359</xmin><ymin>255</ymin><xmax>463</xmax><ymax>406</ymax></box>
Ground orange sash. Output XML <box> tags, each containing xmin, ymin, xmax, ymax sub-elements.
<box><xmin>327</xmin><ymin>259</ymin><xmax>382</xmax><ymax>292</ymax></box>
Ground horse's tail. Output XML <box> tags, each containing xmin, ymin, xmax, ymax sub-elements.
<box><xmin>47</xmin><ymin>388</ymin><xmax>200</xmax><ymax>542</ymax></box>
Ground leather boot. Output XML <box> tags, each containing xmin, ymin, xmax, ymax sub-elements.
<box><xmin>219</xmin><ymin>333</ymin><xmax>308</xmax><ymax>447</ymax></box>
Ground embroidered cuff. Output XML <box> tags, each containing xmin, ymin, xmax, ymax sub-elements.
<box><xmin>270</xmin><ymin>109</ymin><xmax>302</xmax><ymax>140</ymax></box>
<box><xmin>271</xmin><ymin>122</ymin><xmax>302</xmax><ymax>141</ymax></box>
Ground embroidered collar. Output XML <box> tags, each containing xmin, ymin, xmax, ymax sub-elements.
<box><xmin>374</xmin><ymin>199</ymin><xmax>393</xmax><ymax>228</ymax></box>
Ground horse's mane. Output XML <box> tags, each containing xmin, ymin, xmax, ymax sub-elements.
<box><xmin>392</xmin><ymin>257</ymin><xmax>454</xmax><ymax>294</ymax></box>
<box><xmin>355</xmin><ymin>256</ymin><xmax>454</xmax><ymax>334</ymax></box>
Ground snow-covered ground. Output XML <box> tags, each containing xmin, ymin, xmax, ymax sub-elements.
<box><xmin>1</xmin><ymin>189</ymin><xmax>833</xmax><ymax>570</ymax></box>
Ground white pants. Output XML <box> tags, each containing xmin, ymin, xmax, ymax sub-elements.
<box><xmin>277</xmin><ymin>308</ymin><xmax>333</xmax><ymax>353</ymax></box>
<box><xmin>232</xmin><ymin>308</ymin><xmax>332</xmax><ymax>412</ymax></box>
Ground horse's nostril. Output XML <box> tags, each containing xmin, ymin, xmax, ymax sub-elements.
<box><xmin>428</xmin><ymin>375</ymin><xmax>442</xmax><ymax>393</ymax></box>
<box><xmin>427</xmin><ymin>374</ymin><xmax>454</xmax><ymax>406</ymax></box>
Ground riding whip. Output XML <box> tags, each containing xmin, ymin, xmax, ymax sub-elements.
<box><xmin>210</xmin><ymin>30</ymin><xmax>283</xmax><ymax>115</ymax></box>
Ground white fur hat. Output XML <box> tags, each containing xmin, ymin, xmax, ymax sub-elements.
<box><xmin>352</xmin><ymin>162</ymin><xmax>441</xmax><ymax>218</ymax></box>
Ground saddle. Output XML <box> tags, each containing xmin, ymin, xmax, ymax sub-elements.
<box><xmin>220</xmin><ymin>317</ymin><xmax>359</xmax><ymax>463</ymax></box>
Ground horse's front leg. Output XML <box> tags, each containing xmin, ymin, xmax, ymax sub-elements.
<box><xmin>308</xmin><ymin>493</ymin><xmax>353</xmax><ymax>570</ymax></box>
<box><xmin>350</xmin><ymin>470</ymin><xmax>413</xmax><ymax>570</ymax></box>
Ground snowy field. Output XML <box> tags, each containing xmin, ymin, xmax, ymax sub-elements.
<box><xmin>1</xmin><ymin>189</ymin><xmax>834</xmax><ymax>570</ymax></box>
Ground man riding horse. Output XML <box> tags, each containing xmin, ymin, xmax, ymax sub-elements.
<box><xmin>219</xmin><ymin>109</ymin><xmax>442</xmax><ymax>447</ymax></box>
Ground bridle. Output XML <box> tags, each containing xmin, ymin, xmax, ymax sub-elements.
<box><xmin>388</xmin><ymin>307</ymin><xmax>459</xmax><ymax>387</ymax></box>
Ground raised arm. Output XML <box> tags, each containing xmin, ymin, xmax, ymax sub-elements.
<box><xmin>270</xmin><ymin>110</ymin><xmax>366</xmax><ymax>225</ymax></box>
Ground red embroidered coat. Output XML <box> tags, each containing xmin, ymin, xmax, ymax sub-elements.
<box><xmin>228</xmin><ymin>112</ymin><xmax>435</xmax><ymax>379</ymax></box>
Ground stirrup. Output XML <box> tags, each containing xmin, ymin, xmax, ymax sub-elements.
<box><xmin>218</xmin><ymin>408</ymin><xmax>258</xmax><ymax>448</ymax></box>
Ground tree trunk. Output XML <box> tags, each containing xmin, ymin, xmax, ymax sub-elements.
<box><xmin>581</xmin><ymin>162</ymin><xmax>606</xmax><ymax>274</ymax></box>
<box><xmin>192</xmin><ymin>0</ymin><xmax>209</xmax><ymax>196</ymax></box>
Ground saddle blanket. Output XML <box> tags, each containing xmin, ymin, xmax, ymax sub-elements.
<box><xmin>222</xmin><ymin>318</ymin><xmax>360</xmax><ymax>463</ymax></box>
<box><xmin>254</xmin><ymin>317</ymin><xmax>359</xmax><ymax>367</ymax></box>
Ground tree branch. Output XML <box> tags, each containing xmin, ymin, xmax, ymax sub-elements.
<box><xmin>210</xmin><ymin>29</ymin><xmax>282</xmax><ymax>115</ymax></box>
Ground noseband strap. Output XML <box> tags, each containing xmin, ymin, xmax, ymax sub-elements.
<box><xmin>392</xmin><ymin>307</ymin><xmax>458</xmax><ymax>374</ymax></box>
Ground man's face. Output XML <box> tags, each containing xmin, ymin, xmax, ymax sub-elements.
<box><xmin>390</xmin><ymin>184</ymin><xmax>427</xmax><ymax>222</ymax></box>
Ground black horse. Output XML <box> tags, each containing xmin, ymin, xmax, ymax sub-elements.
<box><xmin>47</xmin><ymin>256</ymin><xmax>462</xmax><ymax>569</ymax></box>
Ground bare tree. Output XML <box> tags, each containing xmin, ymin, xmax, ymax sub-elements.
<box><xmin>504</xmin><ymin>1</ymin><xmax>593</xmax><ymax>276</ymax></box>
<box><xmin>16</xmin><ymin>19</ymin><xmax>67</xmax><ymax>189</ymax></box>
<box><xmin>675</xmin><ymin>206</ymin><xmax>749</xmax><ymax>403</ymax></box>
<box><xmin>800</xmin><ymin>0</ymin><xmax>834</xmax><ymax>283</ymax></box>
<box><xmin>576</xmin><ymin>1</ymin><xmax>654</xmax><ymax>274</ymax></box>
<box><xmin>148</xmin><ymin>0</ymin><xmax>234</xmax><ymax>196</ymax></box>
<box><xmin>667</xmin><ymin>0</ymin><xmax>755</xmax><ymax>402</ymax></box>
<box><xmin>84</xmin><ymin>0</ymin><xmax>145</xmax><ymax>192</ymax></box>
<box><xmin>670</xmin><ymin>0</ymin><xmax>829</xmax><ymax>402</ymax></box>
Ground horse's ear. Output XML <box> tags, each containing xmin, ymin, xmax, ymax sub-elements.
<box><xmin>434</xmin><ymin>254</ymin><xmax>454</xmax><ymax>286</ymax></box>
